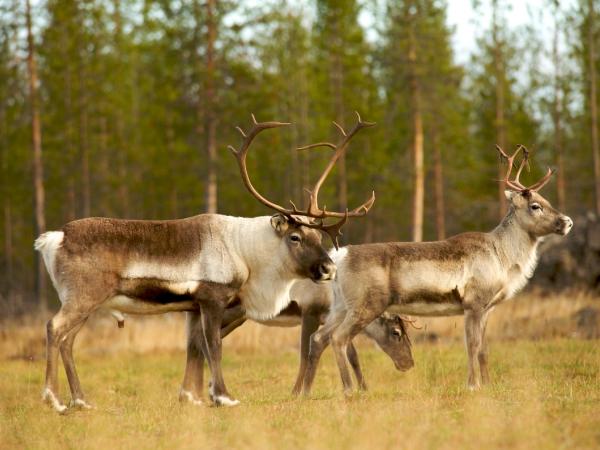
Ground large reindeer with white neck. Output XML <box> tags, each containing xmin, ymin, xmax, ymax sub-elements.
<box><xmin>35</xmin><ymin>114</ymin><xmax>375</xmax><ymax>413</ymax></box>
<box><xmin>300</xmin><ymin>146</ymin><xmax>573</xmax><ymax>395</ymax></box>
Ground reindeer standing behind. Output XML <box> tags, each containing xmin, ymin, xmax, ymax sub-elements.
<box><xmin>300</xmin><ymin>146</ymin><xmax>573</xmax><ymax>395</ymax></box>
<box><xmin>179</xmin><ymin>278</ymin><xmax>414</xmax><ymax>405</ymax></box>
<box><xmin>35</xmin><ymin>114</ymin><xmax>375</xmax><ymax>413</ymax></box>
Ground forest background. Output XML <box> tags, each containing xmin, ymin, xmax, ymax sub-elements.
<box><xmin>2</xmin><ymin>0</ymin><xmax>599</xmax><ymax>314</ymax></box>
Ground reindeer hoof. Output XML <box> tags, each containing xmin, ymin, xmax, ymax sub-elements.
<box><xmin>42</xmin><ymin>388</ymin><xmax>68</xmax><ymax>414</ymax></box>
<box><xmin>208</xmin><ymin>380</ymin><xmax>240</xmax><ymax>406</ymax></box>
<box><xmin>70</xmin><ymin>398</ymin><xmax>94</xmax><ymax>410</ymax></box>
<box><xmin>208</xmin><ymin>382</ymin><xmax>239</xmax><ymax>407</ymax></box>
<box><xmin>179</xmin><ymin>389</ymin><xmax>204</xmax><ymax>406</ymax></box>
<box><xmin>212</xmin><ymin>395</ymin><xmax>240</xmax><ymax>407</ymax></box>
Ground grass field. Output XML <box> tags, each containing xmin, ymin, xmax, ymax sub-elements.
<box><xmin>1</xmin><ymin>292</ymin><xmax>599</xmax><ymax>449</ymax></box>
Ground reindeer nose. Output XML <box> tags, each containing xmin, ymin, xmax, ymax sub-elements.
<box><xmin>318</xmin><ymin>261</ymin><xmax>337</xmax><ymax>280</ymax></box>
<box><xmin>560</xmin><ymin>216</ymin><xmax>573</xmax><ymax>235</ymax></box>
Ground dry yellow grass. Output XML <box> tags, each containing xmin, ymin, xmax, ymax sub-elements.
<box><xmin>1</xmin><ymin>291</ymin><xmax>599</xmax><ymax>449</ymax></box>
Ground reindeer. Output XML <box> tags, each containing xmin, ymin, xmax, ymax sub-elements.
<box><xmin>179</xmin><ymin>279</ymin><xmax>414</xmax><ymax>404</ymax></box>
<box><xmin>299</xmin><ymin>146</ymin><xmax>573</xmax><ymax>395</ymax></box>
<box><xmin>34</xmin><ymin>114</ymin><xmax>375</xmax><ymax>413</ymax></box>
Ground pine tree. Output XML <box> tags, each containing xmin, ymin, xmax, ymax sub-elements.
<box><xmin>25</xmin><ymin>0</ymin><xmax>47</xmax><ymax>312</ymax></box>
<box><xmin>381</xmin><ymin>0</ymin><xmax>466</xmax><ymax>240</ymax></box>
<box><xmin>313</xmin><ymin>0</ymin><xmax>371</xmax><ymax>213</ymax></box>
<box><xmin>469</xmin><ymin>1</ymin><xmax>539</xmax><ymax>228</ymax></box>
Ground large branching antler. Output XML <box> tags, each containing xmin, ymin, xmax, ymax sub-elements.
<box><xmin>297</xmin><ymin>111</ymin><xmax>376</xmax><ymax>218</ymax></box>
<box><xmin>228</xmin><ymin>114</ymin><xmax>292</xmax><ymax>213</ymax></box>
<box><xmin>294</xmin><ymin>111</ymin><xmax>376</xmax><ymax>248</ymax></box>
<box><xmin>229</xmin><ymin>113</ymin><xmax>375</xmax><ymax>249</ymax></box>
<box><xmin>496</xmin><ymin>144</ymin><xmax>554</xmax><ymax>193</ymax></box>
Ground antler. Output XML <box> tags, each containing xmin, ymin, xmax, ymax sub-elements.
<box><xmin>228</xmin><ymin>114</ymin><xmax>293</xmax><ymax>214</ymax></box>
<box><xmin>297</xmin><ymin>111</ymin><xmax>376</xmax><ymax>218</ymax></box>
<box><xmin>229</xmin><ymin>113</ymin><xmax>376</xmax><ymax>249</ymax></box>
<box><xmin>496</xmin><ymin>144</ymin><xmax>555</xmax><ymax>192</ymax></box>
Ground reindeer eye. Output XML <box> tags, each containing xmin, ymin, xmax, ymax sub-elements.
<box><xmin>530</xmin><ymin>203</ymin><xmax>543</xmax><ymax>212</ymax></box>
<box><xmin>392</xmin><ymin>328</ymin><xmax>402</xmax><ymax>337</ymax></box>
<box><xmin>290</xmin><ymin>234</ymin><xmax>302</xmax><ymax>243</ymax></box>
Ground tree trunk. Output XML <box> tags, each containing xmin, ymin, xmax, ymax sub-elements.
<box><xmin>113</xmin><ymin>0</ymin><xmax>129</xmax><ymax>218</ymax></box>
<box><xmin>298</xmin><ymin>54</ymin><xmax>310</xmax><ymax>208</ymax></box>
<box><xmin>204</xmin><ymin>0</ymin><xmax>218</xmax><ymax>214</ymax></box>
<box><xmin>1</xmin><ymin>108</ymin><xmax>13</xmax><ymax>289</ymax></box>
<box><xmin>98</xmin><ymin>116</ymin><xmax>113</xmax><ymax>216</ymax></box>
<box><xmin>166</xmin><ymin>116</ymin><xmax>178</xmax><ymax>217</ymax></box>
<box><xmin>4</xmin><ymin>200</ymin><xmax>13</xmax><ymax>288</ymax></box>
<box><xmin>553</xmin><ymin>11</ymin><xmax>566</xmax><ymax>212</ymax></box>
<box><xmin>64</xmin><ymin>52</ymin><xmax>76</xmax><ymax>222</ymax></box>
<box><xmin>432</xmin><ymin>121</ymin><xmax>446</xmax><ymax>240</ymax></box>
<box><xmin>78</xmin><ymin>70</ymin><xmax>91</xmax><ymax>217</ymax></box>
<box><xmin>493</xmin><ymin>0</ymin><xmax>507</xmax><ymax>218</ymax></box>
<box><xmin>331</xmin><ymin>16</ymin><xmax>347</xmax><ymax>213</ymax></box>
<box><xmin>589</xmin><ymin>0</ymin><xmax>600</xmax><ymax>215</ymax></box>
<box><xmin>408</xmin><ymin>20</ymin><xmax>424</xmax><ymax>243</ymax></box>
<box><xmin>26</xmin><ymin>0</ymin><xmax>47</xmax><ymax>312</ymax></box>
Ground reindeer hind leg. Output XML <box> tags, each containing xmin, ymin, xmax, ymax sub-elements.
<box><xmin>180</xmin><ymin>311</ymin><xmax>205</xmax><ymax>406</ymax></box>
<box><xmin>59</xmin><ymin>318</ymin><xmax>93</xmax><ymax>409</ymax></box>
<box><xmin>44</xmin><ymin>305</ymin><xmax>89</xmax><ymax>413</ymax></box>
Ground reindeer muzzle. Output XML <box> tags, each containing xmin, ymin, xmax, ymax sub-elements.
<box><xmin>556</xmin><ymin>216</ymin><xmax>573</xmax><ymax>236</ymax></box>
<box><xmin>311</xmin><ymin>259</ymin><xmax>337</xmax><ymax>283</ymax></box>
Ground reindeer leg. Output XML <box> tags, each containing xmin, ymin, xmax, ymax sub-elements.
<box><xmin>44</xmin><ymin>305</ymin><xmax>89</xmax><ymax>413</ymax></box>
<box><xmin>346</xmin><ymin>341</ymin><xmax>367</xmax><ymax>391</ymax></box>
<box><xmin>220</xmin><ymin>303</ymin><xmax>246</xmax><ymax>338</ymax></box>
<box><xmin>205</xmin><ymin>304</ymin><xmax>247</xmax><ymax>402</ymax></box>
<box><xmin>302</xmin><ymin>308</ymin><xmax>346</xmax><ymax>396</ymax></box>
<box><xmin>199</xmin><ymin>296</ymin><xmax>238</xmax><ymax>407</ymax></box>
<box><xmin>331</xmin><ymin>314</ymin><xmax>368</xmax><ymax>396</ymax></box>
<box><xmin>179</xmin><ymin>311</ymin><xmax>205</xmax><ymax>406</ymax></box>
<box><xmin>180</xmin><ymin>303</ymin><xmax>246</xmax><ymax>406</ymax></box>
<box><xmin>478</xmin><ymin>309</ymin><xmax>492</xmax><ymax>385</ymax></box>
<box><xmin>464</xmin><ymin>309</ymin><xmax>484</xmax><ymax>391</ymax></box>
<box><xmin>59</xmin><ymin>319</ymin><xmax>92</xmax><ymax>409</ymax></box>
<box><xmin>291</xmin><ymin>311</ymin><xmax>320</xmax><ymax>396</ymax></box>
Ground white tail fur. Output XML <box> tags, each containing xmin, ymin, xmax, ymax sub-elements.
<box><xmin>34</xmin><ymin>231</ymin><xmax>64</xmax><ymax>291</ymax></box>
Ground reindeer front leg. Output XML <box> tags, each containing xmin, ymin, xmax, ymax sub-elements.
<box><xmin>198</xmin><ymin>289</ymin><xmax>239</xmax><ymax>407</ymax></box>
<box><xmin>180</xmin><ymin>303</ymin><xmax>246</xmax><ymax>406</ymax></box>
<box><xmin>302</xmin><ymin>307</ymin><xmax>347</xmax><ymax>396</ymax></box>
<box><xmin>464</xmin><ymin>309</ymin><xmax>485</xmax><ymax>390</ymax></box>
<box><xmin>478</xmin><ymin>309</ymin><xmax>492</xmax><ymax>385</ymax></box>
<box><xmin>330</xmin><ymin>313</ymin><xmax>371</xmax><ymax>396</ymax></box>
<box><xmin>346</xmin><ymin>341</ymin><xmax>367</xmax><ymax>391</ymax></box>
<box><xmin>292</xmin><ymin>312</ymin><xmax>320</xmax><ymax>396</ymax></box>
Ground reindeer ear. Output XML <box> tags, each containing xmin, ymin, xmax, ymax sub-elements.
<box><xmin>504</xmin><ymin>190</ymin><xmax>516</xmax><ymax>202</ymax></box>
<box><xmin>270</xmin><ymin>213</ymin><xmax>290</xmax><ymax>235</ymax></box>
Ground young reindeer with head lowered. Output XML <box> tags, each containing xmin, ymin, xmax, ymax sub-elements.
<box><xmin>300</xmin><ymin>146</ymin><xmax>573</xmax><ymax>395</ymax></box>
<box><xmin>179</xmin><ymin>278</ymin><xmax>414</xmax><ymax>405</ymax></box>
<box><xmin>35</xmin><ymin>114</ymin><xmax>375</xmax><ymax>413</ymax></box>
